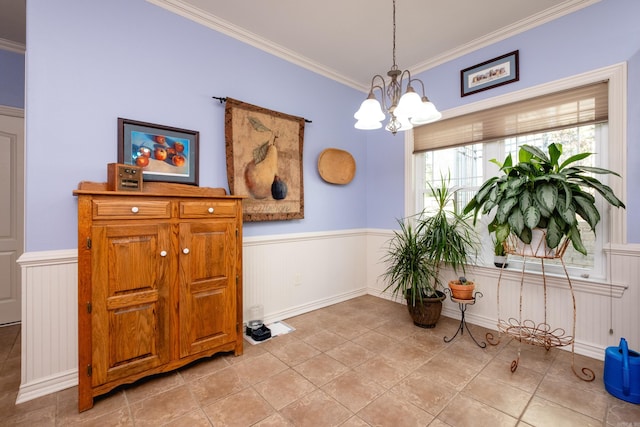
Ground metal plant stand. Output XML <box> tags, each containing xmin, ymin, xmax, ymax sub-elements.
<box><xmin>443</xmin><ymin>288</ymin><xmax>486</xmax><ymax>348</ymax></box>
<box><xmin>486</xmin><ymin>235</ymin><xmax>595</xmax><ymax>382</ymax></box>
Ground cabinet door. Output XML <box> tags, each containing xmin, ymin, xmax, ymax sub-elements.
<box><xmin>91</xmin><ymin>223</ymin><xmax>173</xmax><ymax>386</ymax></box>
<box><xmin>179</xmin><ymin>220</ymin><xmax>237</xmax><ymax>357</ymax></box>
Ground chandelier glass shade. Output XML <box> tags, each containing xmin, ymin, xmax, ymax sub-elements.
<box><xmin>354</xmin><ymin>0</ymin><xmax>441</xmax><ymax>134</ymax></box>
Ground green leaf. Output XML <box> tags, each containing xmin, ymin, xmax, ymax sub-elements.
<box><xmin>559</xmin><ymin>152</ymin><xmax>592</xmax><ymax>170</ymax></box>
<box><xmin>519</xmin><ymin>190</ymin><xmax>533</xmax><ymax>212</ymax></box>
<box><xmin>535</xmin><ymin>183</ymin><xmax>558</xmax><ymax>212</ymax></box>
<box><xmin>546</xmin><ymin>216</ymin><xmax>564</xmax><ymax>249</ymax></box>
<box><xmin>252</xmin><ymin>141</ymin><xmax>271</xmax><ymax>163</ymax></box>
<box><xmin>508</xmin><ymin>209</ymin><xmax>525</xmax><ymax>235</ymax></box>
<box><xmin>576</xmin><ymin>176</ymin><xmax>626</xmax><ymax>208</ymax></box>
<box><xmin>568</xmin><ymin>224</ymin><xmax>587</xmax><ymax>255</ymax></box>
<box><xmin>523</xmin><ymin>205</ymin><xmax>541</xmax><ymax>229</ymax></box>
<box><xmin>557</xmin><ymin>199</ymin><xmax>577</xmax><ymax>226</ymax></box>
<box><xmin>495</xmin><ymin>223</ymin><xmax>510</xmax><ymax>243</ymax></box>
<box><xmin>573</xmin><ymin>165</ymin><xmax>621</xmax><ymax>177</ymax></box>
<box><xmin>574</xmin><ymin>194</ymin><xmax>600</xmax><ymax>230</ymax></box>
<box><xmin>548</xmin><ymin>143</ymin><xmax>562</xmax><ymax>169</ymax></box>
<box><xmin>496</xmin><ymin>197</ymin><xmax>518</xmax><ymax>224</ymax></box>
<box><xmin>517</xmin><ymin>226</ymin><xmax>532</xmax><ymax>244</ymax></box>
<box><xmin>521</xmin><ymin>145</ymin><xmax>549</xmax><ymax>162</ymax></box>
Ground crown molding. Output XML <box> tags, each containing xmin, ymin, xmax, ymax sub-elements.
<box><xmin>411</xmin><ymin>0</ymin><xmax>600</xmax><ymax>75</ymax></box>
<box><xmin>146</xmin><ymin>0</ymin><xmax>365</xmax><ymax>91</ymax></box>
<box><xmin>0</xmin><ymin>37</ymin><xmax>25</xmax><ymax>54</ymax></box>
<box><xmin>147</xmin><ymin>0</ymin><xmax>599</xmax><ymax>92</ymax></box>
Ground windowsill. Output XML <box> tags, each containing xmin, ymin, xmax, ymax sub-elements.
<box><xmin>471</xmin><ymin>263</ymin><xmax>628</xmax><ymax>298</ymax></box>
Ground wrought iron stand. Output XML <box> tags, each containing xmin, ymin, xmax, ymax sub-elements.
<box><xmin>443</xmin><ymin>289</ymin><xmax>486</xmax><ymax>348</ymax></box>
<box><xmin>486</xmin><ymin>235</ymin><xmax>595</xmax><ymax>382</ymax></box>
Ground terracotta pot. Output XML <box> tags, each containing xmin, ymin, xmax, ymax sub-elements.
<box><xmin>448</xmin><ymin>280</ymin><xmax>475</xmax><ymax>300</ymax></box>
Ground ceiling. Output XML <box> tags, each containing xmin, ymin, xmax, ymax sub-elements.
<box><xmin>1</xmin><ymin>0</ymin><xmax>597</xmax><ymax>91</ymax></box>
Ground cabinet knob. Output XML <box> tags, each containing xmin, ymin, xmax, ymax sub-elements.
<box><xmin>160</xmin><ymin>250</ymin><xmax>167</xmax><ymax>257</ymax></box>
<box><xmin>208</xmin><ymin>207</ymin><xmax>214</xmax><ymax>214</ymax></box>
<box><xmin>131</xmin><ymin>206</ymin><xmax>139</xmax><ymax>213</ymax></box>
<box><xmin>182</xmin><ymin>248</ymin><xmax>190</xmax><ymax>254</ymax></box>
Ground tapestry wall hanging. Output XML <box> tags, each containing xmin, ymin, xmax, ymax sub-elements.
<box><xmin>224</xmin><ymin>98</ymin><xmax>305</xmax><ymax>222</ymax></box>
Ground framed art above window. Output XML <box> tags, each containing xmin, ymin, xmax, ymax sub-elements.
<box><xmin>461</xmin><ymin>50</ymin><xmax>519</xmax><ymax>97</ymax></box>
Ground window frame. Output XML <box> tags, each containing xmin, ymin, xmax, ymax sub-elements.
<box><xmin>405</xmin><ymin>63</ymin><xmax>627</xmax><ymax>282</ymax></box>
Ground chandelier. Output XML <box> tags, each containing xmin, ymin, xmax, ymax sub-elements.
<box><xmin>354</xmin><ymin>0</ymin><xmax>441</xmax><ymax>134</ymax></box>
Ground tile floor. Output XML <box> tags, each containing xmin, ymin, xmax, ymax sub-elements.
<box><xmin>1</xmin><ymin>295</ymin><xmax>639</xmax><ymax>426</ymax></box>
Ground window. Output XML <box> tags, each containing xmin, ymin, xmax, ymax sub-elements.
<box><xmin>414</xmin><ymin>123</ymin><xmax>608</xmax><ymax>278</ymax></box>
<box><xmin>409</xmin><ymin>65</ymin><xmax>627</xmax><ymax>282</ymax></box>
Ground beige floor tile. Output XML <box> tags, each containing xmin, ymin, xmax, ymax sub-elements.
<box><xmin>325</xmin><ymin>340</ymin><xmax>377</xmax><ymax>368</ymax></box>
<box><xmin>252</xmin><ymin>412</ymin><xmax>295</xmax><ymax>426</ymax></box>
<box><xmin>389</xmin><ymin>371</ymin><xmax>458</xmax><ymax>416</ymax></box>
<box><xmin>279</xmin><ymin>389</ymin><xmax>352</xmax><ymax>427</ymax></box>
<box><xmin>462</xmin><ymin>374</ymin><xmax>532</xmax><ymax>418</ymax></box>
<box><xmin>353</xmin><ymin>354</ymin><xmax>411</xmax><ymax>389</ymax></box>
<box><xmin>177</xmin><ymin>353</ymin><xmax>230</xmax><ymax>382</ymax></box>
<box><xmin>203</xmin><ymin>387</ymin><xmax>275</xmax><ymax>427</ymax></box>
<box><xmin>521</xmin><ymin>396</ymin><xmax>602</xmax><ymax>427</ymax></box>
<box><xmin>605</xmin><ymin>397</ymin><xmax>640</xmax><ymax>425</ymax></box>
<box><xmin>302</xmin><ymin>329</ymin><xmax>348</xmax><ymax>352</ymax></box>
<box><xmin>253</xmin><ymin>368</ymin><xmax>316</xmax><ymax>410</ymax></box>
<box><xmin>123</xmin><ymin>371</ymin><xmax>184</xmax><ymax>404</ymax></box>
<box><xmin>478</xmin><ymin>357</ymin><xmax>543</xmax><ymax>393</ymax></box>
<box><xmin>162</xmin><ymin>408</ymin><xmax>212</xmax><ymax>427</ymax></box>
<box><xmin>438</xmin><ymin>394</ymin><xmax>518</xmax><ymax>427</ymax></box>
<box><xmin>266</xmin><ymin>337</ymin><xmax>321</xmax><ymax>367</ymax></box>
<box><xmin>352</xmin><ymin>330</ymin><xmax>398</xmax><ymax>353</ymax></box>
<box><xmin>294</xmin><ymin>353</ymin><xmax>349</xmax><ymax>386</ymax></box>
<box><xmin>0</xmin><ymin>296</ymin><xmax>627</xmax><ymax>427</ymax></box>
<box><xmin>129</xmin><ymin>385</ymin><xmax>198</xmax><ymax>426</ymax></box>
<box><xmin>536</xmin><ymin>372</ymin><xmax>609</xmax><ymax>421</ymax></box>
<box><xmin>357</xmin><ymin>391</ymin><xmax>434</xmax><ymax>426</ymax></box>
<box><xmin>231</xmin><ymin>352</ymin><xmax>289</xmax><ymax>384</ymax></box>
<box><xmin>3</xmin><ymin>404</ymin><xmax>57</xmax><ymax>427</ymax></box>
<box><xmin>189</xmin><ymin>366</ymin><xmax>247</xmax><ymax>407</ymax></box>
<box><xmin>322</xmin><ymin>370</ymin><xmax>386</xmax><ymax>413</ymax></box>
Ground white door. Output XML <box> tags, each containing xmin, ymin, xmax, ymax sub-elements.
<box><xmin>0</xmin><ymin>111</ymin><xmax>24</xmax><ymax>325</ymax></box>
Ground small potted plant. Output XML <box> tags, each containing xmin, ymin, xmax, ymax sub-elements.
<box><xmin>381</xmin><ymin>176</ymin><xmax>479</xmax><ymax>327</ymax></box>
<box><xmin>448</xmin><ymin>276</ymin><xmax>475</xmax><ymax>300</ymax></box>
<box><xmin>464</xmin><ymin>143</ymin><xmax>625</xmax><ymax>257</ymax></box>
<box><xmin>492</xmin><ymin>237</ymin><xmax>508</xmax><ymax>268</ymax></box>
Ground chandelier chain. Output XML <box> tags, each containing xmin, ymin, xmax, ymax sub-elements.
<box><xmin>392</xmin><ymin>0</ymin><xmax>397</xmax><ymax>68</ymax></box>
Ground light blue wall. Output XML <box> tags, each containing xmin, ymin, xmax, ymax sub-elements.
<box><xmin>0</xmin><ymin>49</ymin><xmax>24</xmax><ymax>108</ymax></box>
<box><xmin>25</xmin><ymin>0</ymin><xmax>377</xmax><ymax>251</ymax></box>
<box><xmin>24</xmin><ymin>0</ymin><xmax>640</xmax><ymax>251</ymax></box>
<box><xmin>365</xmin><ymin>0</ymin><xmax>640</xmax><ymax>240</ymax></box>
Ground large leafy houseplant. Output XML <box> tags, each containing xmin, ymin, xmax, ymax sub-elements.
<box><xmin>382</xmin><ymin>177</ymin><xmax>479</xmax><ymax>327</ymax></box>
<box><xmin>463</xmin><ymin>143</ymin><xmax>625</xmax><ymax>255</ymax></box>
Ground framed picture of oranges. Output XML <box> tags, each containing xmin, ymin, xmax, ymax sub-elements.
<box><xmin>117</xmin><ymin>117</ymin><xmax>199</xmax><ymax>186</ymax></box>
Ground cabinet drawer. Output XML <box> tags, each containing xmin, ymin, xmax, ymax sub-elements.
<box><xmin>92</xmin><ymin>200</ymin><xmax>171</xmax><ymax>219</ymax></box>
<box><xmin>179</xmin><ymin>200</ymin><xmax>237</xmax><ymax>218</ymax></box>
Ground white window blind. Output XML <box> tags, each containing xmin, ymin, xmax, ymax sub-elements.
<box><xmin>413</xmin><ymin>81</ymin><xmax>608</xmax><ymax>153</ymax></box>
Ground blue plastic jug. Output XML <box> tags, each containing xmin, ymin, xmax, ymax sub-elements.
<box><xmin>603</xmin><ymin>338</ymin><xmax>640</xmax><ymax>404</ymax></box>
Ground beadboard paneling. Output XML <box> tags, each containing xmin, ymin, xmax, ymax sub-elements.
<box><xmin>14</xmin><ymin>234</ymin><xmax>640</xmax><ymax>403</ymax></box>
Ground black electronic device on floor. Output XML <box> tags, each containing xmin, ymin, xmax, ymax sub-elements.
<box><xmin>246</xmin><ymin>324</ymin><xmax>271</xmax><ymax>341</ymax></box>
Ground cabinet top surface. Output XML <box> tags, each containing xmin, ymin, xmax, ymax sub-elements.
<box><xmin>73</xmin><ymin>181</ymin><xmax>245</xmax><ymax>200</ymax></box>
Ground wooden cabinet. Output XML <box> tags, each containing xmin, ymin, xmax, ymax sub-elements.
<box><xmin>74</xmin><ymin>182</ymin><xmax>243</xmax><ymax>412</ymax></box>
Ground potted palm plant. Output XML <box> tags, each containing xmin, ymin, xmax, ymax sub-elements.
<box><xmin>464</xmin><ymin>143</ymin><xmax>625</xmax><ymax>256</ymax></box>
<box><xmin>381</xmin><ymin>176</ymin><xmax>479</xmax><ymax>327</ymax></box>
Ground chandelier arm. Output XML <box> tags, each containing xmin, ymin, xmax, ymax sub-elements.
<box><xmin>411</xmin><ymin>78</ymin><xmax>426</xmax><ymax>96</ymax></box>
<box><xmin>369</xmin><ymin>76</ymin><xmax>389</xmax><ymax>111</ymax></box>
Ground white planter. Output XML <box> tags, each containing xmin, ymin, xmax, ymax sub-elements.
<box><xmin>515</xmin><ymin>228</ymin><xmax>556</xmax><ymax>258</ymax></box>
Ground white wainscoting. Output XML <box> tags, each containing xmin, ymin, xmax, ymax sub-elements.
<box><xmin>15</xmin><ymin>232</ymin><xmax>640</xmax><ymax>403</ymax></box>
